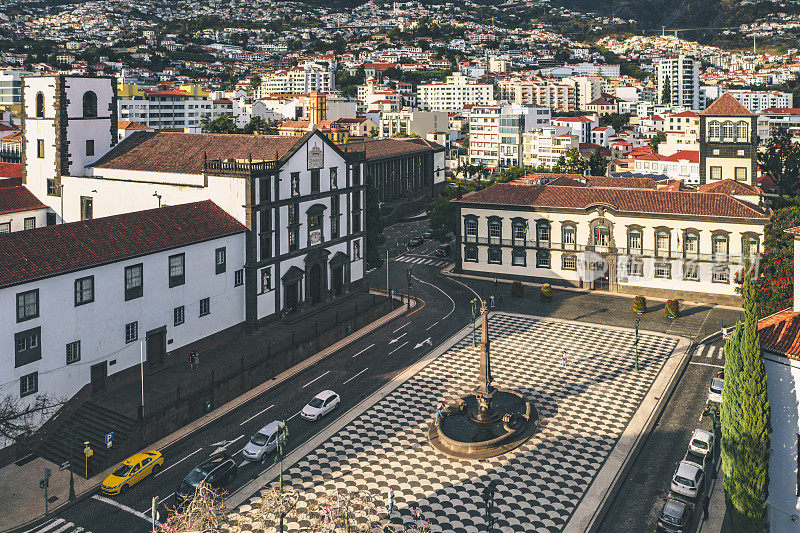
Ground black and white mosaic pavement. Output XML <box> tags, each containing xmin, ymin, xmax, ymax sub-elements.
<box><xmin>231</xmin><ymin>314</ymin><xmax>678</xmax><ymax>532</ymax></box>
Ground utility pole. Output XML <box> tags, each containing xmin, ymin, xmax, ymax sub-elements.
<box><xmin>386</xmin><ymin>248</ymin><xmax>390</xmax><ymax>302</ymax></box>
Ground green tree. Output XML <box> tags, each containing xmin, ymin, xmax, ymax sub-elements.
<box><xmin>722</xmin><ymin>267</ymin><xmax>771</xmax><ymax>531</ymax></box>
<box><xmin>599</xmin><ymin>113</ymin><xmax>632</xmax><ymax>131</ymax></box>
<box><xmin>201</xmin><ymin>114</ymin><xmax>239</xmax><ymax>134</ymax></box>
<box><xmin>661</xmin><ymin>76</ymin><xmax>671</xmax><ymax>104</ymax></box>
<box><xmin>649</xmin><ymin>132</ymin><xmax>667</xmax><ymax>150</ymax></box>
<box><xmin>250</xmin><ymin>75</ymin><xmax>261</xmax><ymax>91</ymax></box>
<box><xmin>588</xmin><ymin>148</ymin><xmax>607</xmax><ymax>176</ymax></box>
<box><xmin>242</xmin><ymin>116</ymin><xmax>267</xmax><ymax>134</ymax></box>
<box><xmin>757</xmin><ymin>128</ymin><xmax>800</xmax><ymax>196</ymax></box>
<box><xmin>554</xmin><ymin>148</ymin><xmax>588</xmax><ymax>175</ymax></box>
<box><xmin>427</xmin><ymin>190</ymin><xmax>460</xmax><ymax>243</ymax></box>
<box><xmin>752</xmin><ymin>199</ymin><xmax>800</xmax><ymax>316</ymax></box>
<box><xmin>364</xmin><ymin>174</ymin><xmax>386</xmax><ymax>269</ymax></box>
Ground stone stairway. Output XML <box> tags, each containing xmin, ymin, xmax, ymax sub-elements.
<box><xmin>37</xmin><ymin>400</ymin><xmax>137</xmax><ymax>478</ymax></box>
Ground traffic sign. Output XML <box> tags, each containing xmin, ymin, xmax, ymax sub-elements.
<box><xmin>84</xmin><ymin>445</ymin><xmax>93</xmax><ymax>457</ymax></box>
<box><xmin>105</xmin><ymin>432</ymin><xmax>113</xmax><ymax>449</ymax></box>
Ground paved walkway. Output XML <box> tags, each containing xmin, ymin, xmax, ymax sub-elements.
<box><xmin>0</xmin><ymin>290</ymin><xmax>405</xmax><ymax>533</ymax></box>
<box><xmin>227</xmin><ymin>313</ymin><xmax>689</xmax><ymax>532</ymax></box>
<box><xmin>445</xmin><ymin>271</ymin><xmax>742</xmax><ymax>342</ymax></box>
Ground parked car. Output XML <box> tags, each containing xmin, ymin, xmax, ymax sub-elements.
<box><xmin>688</xmin><ymin>428</ymin><xmax>714</xmax><ymax>457</ymax></box>
<box><xmin>708</xmin><ymin>371</ymin><xmax>724</xmax><ymax>403</ymax></box>
<box><xmin>243</xmin><ymin>421</ymin><xmax>286</xmax><ymax>462</ymax></box>
<box><xmin>435</xmin><ymin>244</ymin><xmax>451</xmax><ymax>257</ymax></box>
<box><xmin>301</xmin><ymin>390</ymin><xmax>340</xmax><ymax>421</ymax></box>
<box><xmin>175</xmin><ymin>453</ymin><xmax>237</xmax><ymax>505</ymax></box>
<box><xmin>670</xmin><ymin>459</ymin><xmax>705</xmax><ymax>498</ymax></box>
<box><xmin>101</xmin><ymin>451</ymin><xmax>164</xmax><ymax>496</ymax></box>
<box><xmin>657</xmin><ymin>496</ymin><xmax>694</xmax><ymax>532</ymax></box>
<box><xmin>407</xmin><ymin>236</ymin><xmax>424</xmax><ymax>247</ymax></box>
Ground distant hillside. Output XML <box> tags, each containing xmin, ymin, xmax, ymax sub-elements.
<box><xmin>553</xmin><ymin>0</ymin><xmax>800</xmax><ymax>31</ymax></box>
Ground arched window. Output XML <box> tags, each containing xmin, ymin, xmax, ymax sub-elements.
<box><xmin>721</xmin><ymin>121</ymin><xmax>734</xmax><ymax>140</ymax></box>
<box><xmin>488</xmin><ymin>219</ymin><xmax>502</xmax><ymax>243</ymax></box>
<box><xmin>594</xmin><ymin>225</ymin><xmax>610</xmax><ymax>247</ymax></box>
<box><xmin>736</xmin><ymin>121</ymin><xmax>749</xmax><ymax>142</ymax></box>
<box><xmin>488</xmin><ymin>247</ymin><xmax>502</xmax><ymax>264</ymax></box>
<box><xmin>655</xmin><ymin>231</ymin><xmax>670</xmax><ymax>257</ymax></box>
<box><xmin>562</xmin><ymin>254</ymin><xmax>577</xmax><ymax>270</ymax></box>
<box><xmin>743</xmin><ymin>235</ymin><xmax>759</xmax><ymax>256</ymax></box>
<box><xmin>512</xmin><ymin>248</ymin><xmax>526</xmax><ymax>266</ymax></box>
<box><xmin>511</xmin><ymin>219</ymin><xmax>527</xmax><ymax>243</ymax></box>
<box><xmin>464</xmin><ymin>245</ymin><xmax>479</xmax><ymax>262</ymax></box>
<box><xmin>464</xmin><ymin>216</ymin><xmax>478</xmax><ymax>242</ymax></box>
<box><xmin>708</xmin><ymin>120</ymin><xmax>720</xmax><ymax>140</ymax></box>
<box><xmin>536</xmin><ymin>250</ymin><xmax>550</xmax><ymax>268</ymax></box>
<box><xmin>82</xmin><ymin>91</ymin><xmax>98</xmax><ymax>118</ymax></box>
<box><xmin>35</xmin><ymin>92</ymin><xmax>44</xmax><ymax>118</ymax></box>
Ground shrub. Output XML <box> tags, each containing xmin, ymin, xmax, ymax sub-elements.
<box><xmin>665</xmin><ymin>299</ymin><xmax>680</xmax><ymax>318</ymax></box>
<box><xmin>633</xmin><ymin>295</ymin><xmax>646</xmax><ymax>314</ymax></box>
<box><xmin>540</xmin><ymin>283</ymin><xmax>553</xmax><ymax>300</ymax></box>
<box><xmin>511</xmin><ymin>280</ymin><xmax>524</xmax><ymax>297</ymax></box>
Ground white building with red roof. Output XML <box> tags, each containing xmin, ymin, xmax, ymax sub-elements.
<box><xmin>456</xmin><ymin>178</ymin><xmax>767</xmax><ymax>305</ymax></box>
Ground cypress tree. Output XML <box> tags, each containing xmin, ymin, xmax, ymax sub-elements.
<box><xmin>721</xmin><ymin>268</ymin><xmax>771</xmax><ymax>531</ymax></box>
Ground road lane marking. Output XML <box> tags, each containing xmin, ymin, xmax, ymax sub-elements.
<box><xmin>343</xmin><ymin>368</ymin><xmax>368</xmax><ymax>385</ymax></box>
<box><xmin>239</xmin><ymin>404</ymin><xmax>275</xmax><ymax>426</ymax></box>
<box><xmin>389</xmin><ymin>332</ymin><xmax>407</xmax><ymax>344</ymax></box>
<box><xmin>393</xmin><ymin>322</ymin><xmax>410</xmax><ymax>333</ymax></box>
<box><xmin>51</xmin><ymin>523</ymin><xmax>76</xmax><ymax>533</ymax></box>
<box><xmin>23</xmin><ymin>519</ymin><xmax>63</xmax><ymax>533</ymax></box>
<box><xmin>155</xmin><ymin>448</ymin><xmax>202</xmax><ymax>477</ymax></box>
<box><xmin>695</xmin><ymin>345</ymin><xmax>706</xmax><ymax>358</ymax></box>
<box><xmin>287</xmin><ymin>411</ymin><xmax>302</xmax><ymax>421</ymax></box>
<box><xmin>425</xmin><ymin>321</ymin><xmax>439</xmax><ymax>331</ymax></box>
<box><xmin>92</xmin><ymin>495</ymin><xmax>162</xmax><ymax>526</ymax></box>
<box><xmin>302</xmin><ymin>370</ymin><xmax>330</xmax><ymax>388</ymax></box>
<box><xmin>352</xmin><ymin>343</ymin><xmax>374</xmax><ymax>358</ymax></box>
<box><xmin>158</xmin><ymin>493</ymin><xmax>175</xmax><ymax>505</ymax></box>
<box><xmin>388</xmin><ymin>341</ymin><xmax>409</xmax><ymax>356</ymax></box>
<box><xmin>689</xmin><ymin>361</ymin><xmax>724</xmax><ymax>369</ymax></box>
<box><xmin>412</xmin><ymin>274</ymin><xmax>455</xmax><ymax>321</ymax></box>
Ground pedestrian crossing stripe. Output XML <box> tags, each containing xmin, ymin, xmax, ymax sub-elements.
<box><xmin>22</xmin><ymin>518</ymin><xmax>90</xmax><ymax>533</ymax></box>
<box><xmin>395</xmin><ymin>255</ymin><xmax>449</xmax><ymax>267</ymax></box>
<box><xmin>696</xmin><ymin>344</ymin><xmax>723</xmax><ymax>360</ymax></box>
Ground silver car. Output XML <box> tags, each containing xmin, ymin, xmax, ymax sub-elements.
<box><xmin>671</xmin><ymin>460</ymin><xmax>704</xmax><ymax>498</ymax></box>
<box><xmin>242</xmin><ymin>421</ymin><xmax>285</xmax><ymax>462</ymax></box>
<box><xmin>708</xmin><ymin>371</ymin><xmax>724</xmax><ymax>403</ymax></box>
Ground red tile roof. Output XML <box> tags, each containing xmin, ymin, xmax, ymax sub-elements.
<box><xmin>0</xmin><ymin>162</ymin><xmax>23</xmax><ymax>179</ymax></box>
<box><xmin>0</xmin><ymin>201</ymin><xmax>245</xmax><ymax>289</ymax></box>
<box><xmin>698</xmin><ymin>179</ymin><xmax>761</xmax><ymax>196</ymax></box>
<box><xmin>585</xmin><ymin>176</ymin><xmax>658</xmax><ymax>189</ymax></box>
<box><xmin>0</xmin><ymin>186</ymin><xmax>47</xmax><ymax>215</ymax></box>
<box><xmin>670</xmin><ymin>110</ymin><xmax>699</xmax><ymax>118</ymax></box>
<box><xmin>457</xmin><ymin>182</ymin><xmax>769</xmax><ymax>219</ymax></box>
<box><xmin>759</xmin><ymin>310</ymin><xmax>800</xmax><ymax>359</ymax></box>
<box><xmin>92</xmin><ymin>132</ymin><xmax>301</xmax><ymax>174</ymax></box>
<box><xmin>514</xmin><ymin>173</ymin><xmax>587</xmax><ymax>186</ymax></box>
<box><xmin>117</xmin><ymin>120</ymin><xmax>149</xmax><ymax>130</ymax></box>
<box><xmin>701</xmin><ymin>93</ymin><xmax>756</xmax><ymax>117</ymax></box>
<box><xmin>348</xmin><ymin>138</ymin><xmax>438</xmax><ymax>160</ymax></box>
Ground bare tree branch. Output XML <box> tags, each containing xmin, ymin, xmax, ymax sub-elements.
<box><xmin>0</xmin><ymin>393</ymin><xmax>64</xmax><ymax>443</ymax></box>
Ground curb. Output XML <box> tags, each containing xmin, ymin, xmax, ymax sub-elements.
<box><xmin>4</xmin><ymin>294</ymin><xmax>412</xmax><ymax>533</ymax></box>
<box><xmin>583</xmin><ymin>339</ymin><xmax>696</xmax><ymax>533</ymax></box>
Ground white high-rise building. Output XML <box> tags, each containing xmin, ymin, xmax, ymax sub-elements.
<box><xmin>256</xmin><ymin>66</ymin><xmax>334</xmax><ymax>97</ymax></box>
<box><xmin>468</xmin><ymin>104</ymin><xmax>551</xmax><ymax>169</ymax></box>
<box><xmin>656</xmin><ymin>55</ymin><xmax>700</xmax><ymax>111</ymax></box>
<box><xmin>416</xmin><ymin>73</ymin><xmax>494</xmax><ymax>112</ymax></box>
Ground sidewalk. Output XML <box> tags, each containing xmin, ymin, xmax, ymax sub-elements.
<box><xmin>1</xmin><ymin>290</ymin><xmax>410</xmax><ymax>533</ymax></box>
<box><xmin>443</xmin><ymin>270</ymin><xmax>743</xmax><ymax>342</ymax></box>
<box><xmin>699</xmin><ymin>460</ymin><xmax>727</xmax><ymax>533</ymax></box>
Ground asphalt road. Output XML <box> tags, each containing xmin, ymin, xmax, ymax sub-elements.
<box><xmin>46</xmin><ymin>219</ymin><xmax>478</xmax><ymax>533</ymax></box>
<box><xmin>598</xmin><ymin>338</ymin><xmax>725</xmax><ymax>533</ymax></box>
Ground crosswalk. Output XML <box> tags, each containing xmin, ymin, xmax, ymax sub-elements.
<box><xmin>22</xmin><ymin>518</ymin><xmax>90</xmax><ymax>533</ymax></box>
<box><xmin>695</xmin><ymin>343</ymin><xmax>724</xmax><ymax>361</ymax></box>
<box><xmin>394</xmin><ymin>254</ymin><xmax>450</xmax><ymax>268</ymax></box>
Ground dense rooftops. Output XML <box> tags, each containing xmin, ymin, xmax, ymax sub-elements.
<box><xmin>0</xmin><ymin>201</ymin><xmax>246</xmax><ymax>289</ymax></box>
<box><xmin>0</xmin><ymin>186</ymin><xmax>47</xmax><ymax>215</ymax></box>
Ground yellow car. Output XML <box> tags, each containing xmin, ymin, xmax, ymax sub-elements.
<box><xmin>101</xmin><ymin>451</ymin><xmax>164</xmax><ymax>495</ymax></box>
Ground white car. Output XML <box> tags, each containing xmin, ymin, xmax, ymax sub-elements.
<box><xmin>688</xmin><ymin>429</ymin><xmax>714</xmax><ymax>457</ymax></box>
<box><xmin>671</xmin><ymin>460</ymin><xmax>705</xmax><ymax>498</ymax></box>
<box><xmin>708</xmin><ymin>371</ymin><xmax>724</xmax><ymax>403</ymax></box>
<box><xmin>301</xmin><ymin>390</ymin><xmax>340</xmax><ymax>421</ymax></box>
<box><xmin>242</xmin><ymin>421</ymin><xmax>285</xmax><ymax>462</ymax></box>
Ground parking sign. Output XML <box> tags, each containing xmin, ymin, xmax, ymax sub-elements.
<box><xmin>105</xmin><ymin>432</ymin><xmax>113</xmax><ymax>448</ymax></box>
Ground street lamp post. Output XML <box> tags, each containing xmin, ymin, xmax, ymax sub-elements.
<box><xmin>634</xmin><ymin>316</ymin><xmax>640</xmax><ymax>371</ymax></box>
<box><xmin>471</xmin><ymin>298</ymin><xmax>479</xmax><ymax>347</ymax></box>
<box><xmin>483</xmin><ymin>480</ymin><xmax>499</xmax><ymax>532</ymax></box>
<box><xmin>66</xmin><ymin>426</ymin><xmax>76</xmax><ymax>500</ymax></box>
